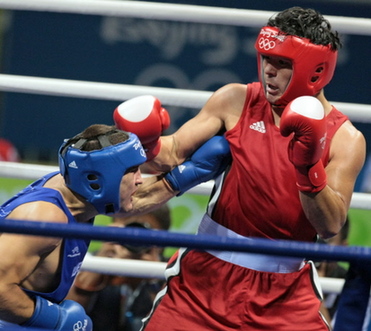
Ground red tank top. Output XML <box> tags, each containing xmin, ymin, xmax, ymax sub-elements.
<box><xmin>210</xmin><ymin>82</ymin><xmax>348</xmax><ymax>242</ymax></box>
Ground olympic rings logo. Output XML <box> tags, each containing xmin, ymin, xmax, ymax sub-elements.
<box><xmin>73</xmin><ymin>319</ymin><xmax>89</xmax><ymax>331</ymax></box>
<box><xmin>258</xmin><ymin>37</ymin><xmax>276</xmax><ymax>51</ymax></box>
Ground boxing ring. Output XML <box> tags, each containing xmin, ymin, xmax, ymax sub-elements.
<box><xmin>0</xmin><ymin>0</ymin><xmax>371</xmax><ymax>297</ymax></box>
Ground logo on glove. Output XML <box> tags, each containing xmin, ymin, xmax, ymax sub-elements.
<box><xmin>177</xmin><ymin>164</ymin><xmax>186</xmax><ymax>174</ymax></box>
<box><xmin>73</xmin><ymin>319</ymin><xmax>89</xmax><ymax>331</ymax></box>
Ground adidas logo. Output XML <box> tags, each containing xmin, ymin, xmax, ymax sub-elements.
<box><xmin>68</xmin><ymin>160</ymin><xmax>78</xmax><ymax>169</ymax></box>
<box><xmin>249</xmin><ymin>121</ymin><xmax>266</xmax><ymax>133</ymax></box>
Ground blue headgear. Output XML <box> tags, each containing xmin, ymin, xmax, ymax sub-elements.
<box><xmin>58</xmin><ymin>132</ymin><xmax>147</xmax><ymax>215</ymax></box>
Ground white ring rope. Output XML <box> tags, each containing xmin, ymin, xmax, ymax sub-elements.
<box><xmin>0</xmin><ymin>0</ymin><xmax>370</xmax><ymax>36</ymax></box>
<box><xmin>82</xmin><ymin>256</ymin><xmax>167</xmax><ymax>280</ymax></box>
<box><xmin>80</xmin><ymin>256</ymin><xmax>344</xmax><ymax>294</ymax></box>
<box><xmin>0</xmin><ymin>161</ymin><xmax>370</xmax><ymax>210</ymax></box>
<box><xmin>0</xmin><ymin>74</ymin><xmax>209</xmax><ymax>109</ymax></box>
<box><xmin>0</xmin><ymin>74</ymin><xmax>370</xmax><ymax>123</ymax></box>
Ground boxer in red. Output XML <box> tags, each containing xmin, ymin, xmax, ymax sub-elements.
<box><xmin>115</xmin><ymin>7</ymin><xmax>366</xmax><ymax>330</ymax></box>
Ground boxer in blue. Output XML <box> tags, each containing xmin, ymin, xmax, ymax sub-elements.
<box><xmin>0</xmin><ymin>123</ymin><xmax>230</xmax><ymax>330</ymax></box>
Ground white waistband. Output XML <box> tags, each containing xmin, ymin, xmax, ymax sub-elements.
<box><xmin>197</xmin><ymin>214</ymin><xmax>305</xmax><ymax>273</ymax></box>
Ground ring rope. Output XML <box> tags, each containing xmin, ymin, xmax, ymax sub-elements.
<box><xmin>0</xmin><ymin>174</ymin><xmax>351</xmax><ymax>294</ymax></box>
<box><xmin>0</xmin><ymin>74</ymin><xmax>210</xmax><ymax>109</ymax></box>
<box><xmin>0</xmin><ymin>219</ymin><xmax>363</xmax><ymax>293</ymax></box>
<box><xmin>0</xmin><ymin>74</ymin><xmax>370</xmax><ymax>122</ymax></box>
<box><xmin>0</xmin><ymin>162</ymin><xmax>370</xmax><ymax>210</ymax></box>
<box><xmin>80</xmin><ymin>256</ymin><xmax>345</xmax><ymax>294</ymax></box>
<box><xmin>82</xmin><ymin>256</ymin><xmax>167</xmax><ymax>279</ymax></box>
<box><xmin>0</xmin><ymin>0</ymin><xmax>370</xmax><ymax>36</ymax></box>
<box><xmin>1</xmin><ymin>219</ymin><xmax>370</xmax><ymax>264</ymax></box>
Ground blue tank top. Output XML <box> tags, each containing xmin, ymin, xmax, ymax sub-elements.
<box><xmin>0</xmin><ymin>171</ymin><xmax>92</xmax><ymax>303</ymax></box>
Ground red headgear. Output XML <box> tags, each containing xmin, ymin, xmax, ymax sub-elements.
<box><xmin>254</xmin><ymin>26</ymin><xmax>337</xmax><ymax>108</ymax></box>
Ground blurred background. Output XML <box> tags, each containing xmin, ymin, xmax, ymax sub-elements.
<box><xmin>0</xmin><ymin>0</ymin><xmax>370</xmax><ymax>252</ymax></box>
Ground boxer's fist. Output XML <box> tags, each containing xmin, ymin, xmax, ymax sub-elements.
<box><xmin>113</xmin><ymin>95</ymin><xmax>170</xmax><ymax>161</ymax></box>
<box><xmin>280</xmin><ymin>96</ymin><xmax>327</xmax><ymax>193</ymax></box>
<box><xmin>165</xmin><ymin>136</ymin><xmax>231</xmax><ymax>195</ymax></box>
<box><xmin>23</xmin><ymin>296</ymin><xmax>92</xmax><ymax>330</ymax></box>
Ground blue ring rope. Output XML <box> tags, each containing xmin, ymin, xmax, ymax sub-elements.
<box><xmin>0</xmin><ymin>219</ymin><xmax>370</xmax><ymax>263</ymax></box>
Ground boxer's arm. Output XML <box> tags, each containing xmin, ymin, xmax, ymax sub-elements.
<box><xmin>128</xmin><ymin>135</ymin><xmax>231</xmax><ymax>216</ymax></box>
<box><xmin>0</xmin><ymin>202</ymin><xmax>66</xmax><ymax>324</ymax></box>
<box><xmin>164</xmin><ymin>135</ymin><xmax>231</xmax><ymax>195</ymax></box>
<box><xmin>114</xmin><ymin>94</ymin><xmax>223</xmax><ymax>173</ymax></box>
<box><xmin>300</xmin><ymin>121</ymin><xmax>365</xmax><ymax>238</ymax></box>
<box><xmin>280</xmin><ymin>96</ymin><xmax>366</xmax><ymax>238</ymax></box>
<box><xmin>147</xmin><ymin>83</ymin><xmax>246</xmax><ymax>173</ymax></box>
